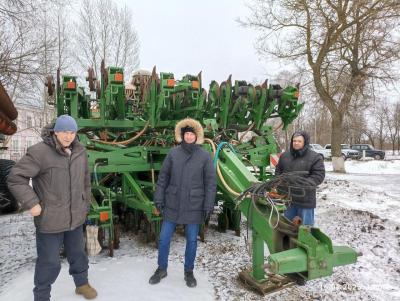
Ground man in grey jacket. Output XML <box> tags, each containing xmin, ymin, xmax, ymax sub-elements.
<box><xmin>149</xmin><ymin>118</ymin><xmax>217</xmax><ymax>288</ymax></box>
<box><xmin>7</xmin><ymin>115</ymin><xmax>97</xmax><ymax>301</ymax></box>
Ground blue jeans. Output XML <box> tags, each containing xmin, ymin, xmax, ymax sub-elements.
<box><xmin>158</xmin><ymin>220</ymin><xmax>200</xmax><ymax>272</ymax></box>
<box><xmin>284</xmin><ymin>205</ymin><xmax>315</xmax><ymax>226</ymax></box>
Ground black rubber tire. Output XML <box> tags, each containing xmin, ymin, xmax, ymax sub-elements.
<box><xmin>113</xmin><ymin>223</ymin><xmax>120</xmax><ymax>250</ymax></box>
<box><xmin>0</xmin><ymin>159</ymin><xmax>18</xmax><ymax>213</ymax></box>
<box><xmin>98</xmin><ymin>227</ymin><xmax>105</xmax><ymax>249</ymax></box>
<box><xmin>374</xmin><ymin>154</ymin><xmax>382</xmax><ymax>160</ymax></box>
<box><xmin>109</xmin><ymin>240</ymin><xmax>114</xmax><ymax>257</ymax></box>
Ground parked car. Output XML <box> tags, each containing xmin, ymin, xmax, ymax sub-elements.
<box><xmin>324</xmin><ymin>144</ymin><xmax>360</xmax><ymax>160</ymax></box>
<box><xmin>350</xmin><ymin>144</ymin><xmax>385</xmax><ymax>160</ymax></box>
<box><xmin>309</xmin><ymin>144</ymin><xmax>332</xmax><ymax>160</ymax></box>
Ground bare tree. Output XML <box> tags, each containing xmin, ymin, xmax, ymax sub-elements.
<box><xmin>75</xmin><ymin>0</ymin><xmax>140</xmax><ymax>77</ymax></box>
<box><xmin>53</xmin><ymin>5</ymin><xmax>74</xmax><ymax>74</ymax></box>
<box><xmin>0</xmin><ymin>1</ymin><xmax>50</xmax><ymax>100</ymax></box>
<box><xmin>384</xmin><ymin>101</ymin><xmax>400</xmax><ymax>153</ymax></box>
<box><xmin>343</xmin><ymin>111</ymin><xmax>367</xmax><ymax>145</ymax></box>
<box><xmin>370</xmin><ymin>101</ymin><xmax>389</xmax><ymax>150</ymax></box>
<box><xmin>114</xmin><ymin>5</ymin><xmax>140</xmax><ymax>77</ymax></box>
<box><xmin>74</xmin><ymin>0</ymin><xmax>99</xmax><ymax>75</ymax></box>
<box><xmin>0</xmin><ymin>1</ymin><xmax>71</xmax><ymax>107</ymax></box>
<box><xmin>396</xmin><ymin>102</ymin><xmax>400</xmax><ymax>153</ymax></box>
<box><xmin>242</xmin><ymin>0</ymin><xmax>400</xmax><ymax>171</ymax></box>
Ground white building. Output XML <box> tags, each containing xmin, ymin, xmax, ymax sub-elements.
<box><xmin>1</xmin><ymin>103</ymin><xmax>55</xmax><ymax>161</ymax></box>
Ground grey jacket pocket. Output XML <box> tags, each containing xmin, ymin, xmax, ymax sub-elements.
<box><xmin>189</xmin><ymin>188</ymin><xmax>205</xmax><ymax>211</ymax></box>
<box><xmin>40</xmin><ymin>203</ymin><xmax>70</xmax><ymax>232</ymax></box>
<box><xmin>165</xmin><ymin>185</ymin><xmax>178</xmax><ymax>209</ymax></box>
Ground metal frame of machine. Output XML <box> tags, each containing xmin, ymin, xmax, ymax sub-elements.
<box><xmin>44</xmin><ymin>61</ymin><xmax>357</xmax><ymax>294</ymax></box>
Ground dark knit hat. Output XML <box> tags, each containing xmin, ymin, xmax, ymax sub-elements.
<box><xmin>54</xmin><ymin>115</ymin><xmax>78</xmax><ymax>132</ymax></box>
<box><xmin>181</xmin><ymin>126</ymin><xmax>196</xmax><ymax>138</ymax></box>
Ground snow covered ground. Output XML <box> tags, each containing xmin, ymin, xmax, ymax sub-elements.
<box><xmin>1</xmin><ymin>159</ymin><xmax>400</xmax><ymax>300</ymax></box>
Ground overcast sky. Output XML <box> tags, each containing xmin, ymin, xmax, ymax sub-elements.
<box><xmin>120</xmin><ymin>0</ymin><xmax>284</xmax><ymax>87</ymax></box>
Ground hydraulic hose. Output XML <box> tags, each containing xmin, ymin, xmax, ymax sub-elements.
<box><xmin>93</xmin><ymin>121</ymin><xmax>149</xmax><ymax>146</ymax></box>
<box><xmin>204</xmin><ymin>138</ymin><xmax>241</xmax><ymax>197</ymax></box>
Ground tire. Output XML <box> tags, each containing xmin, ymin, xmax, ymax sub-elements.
<box><xmin>113</xmin><ymin>223</ymin><xmax>120</xmax><ymax>249</ymax></box>
<box><xmin>319</xmin><ymin>154</ymin><xmax>325</xmax><ymax>161</ymax></box>
<box><xmin>98</xmin><ymin>227</ymin><xmax>105</xmax><ymax>249</ymax></box>
<box><xmin>374</xmin><ymin>154</ymin><xmax>382</xmax><ymax>160</ymax></box>
<box><xmin>0</xmin><ymin>159</ymin><xmax>18</xmax><ymax>213</ymax></box>
<box><xmin>341</xmin><ymin>154</ymin><xmax>347</xmax><ymax>161</ymax></box>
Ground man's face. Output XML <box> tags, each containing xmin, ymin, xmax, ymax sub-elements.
<box><xmin>55</xmin><ymin>131</ymin><xmax>76</xmax><ymax>148</ymax></box>
<box><xmin>292</xmin><ymin>135</ymin><xmax>305</xmax><ymax>150</ymax></box>
<box><xmin>184</xmin><ymin>131</ymin><xmax>196</xmax><ymax>144</ymax></box>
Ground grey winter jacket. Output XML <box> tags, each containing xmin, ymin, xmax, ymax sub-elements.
<box><xmin>154</xmin><ymin>145</ymin><xmax>216</xmax><ymax>224</ymax></box>
<box><xmin>7</xmin><ymin>124</ymin><xmax>91</xmax><ymax>233</ymax></box>
<box><xmin>275</xmin><ymin>131</ymin><xmax>325</xmax><ymax>208</ymax></box>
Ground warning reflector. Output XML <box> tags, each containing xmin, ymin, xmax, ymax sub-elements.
<box><xmin>269</xmin><ymin>153</ymin><xmax>282</xmax><ymax>169</ymax></box>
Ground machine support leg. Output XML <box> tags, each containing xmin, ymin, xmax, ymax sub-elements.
<box><xmin>252</xmin><ymin>230</ymin><xmax>265</xmax><ymax>281</ymax></box>
<box><xmin>259</xmin><ymin>166</ymin><xmax>266</xmax><ymax>181</ymax></box>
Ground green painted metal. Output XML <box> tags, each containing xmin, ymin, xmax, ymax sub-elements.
<box><xmin>44</xmin><ymin>60</ymin><xmax>358</xmax><ymax>293</ymax></box>
<box><xmin>205</xmin><ymin>139</ymin><xmax>358</xmax><ymax>290</ymax></box>
<box><xmin>266</xmin><ymin>227</ymin><xmax>358</xmax><ymax>280</ymax></box>
<box><xmin>225</xmin><ymin>149</ymin><xmax>359</xmax><ymax>284</ymax></box>
<box><xmin>251</xmin><ymin>229</ymin><xmax>266</xmax><ymax>281</ymax></box>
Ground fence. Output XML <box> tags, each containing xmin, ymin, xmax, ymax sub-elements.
<box><xmin>0</xmin><ymin>149</ymin><xmax>26</xmax><ymax>162</ymax></box>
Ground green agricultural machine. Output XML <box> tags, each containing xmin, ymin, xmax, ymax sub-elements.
<box><xmin>45</xmin><ymin>61</ymin><xmax>358</xmax><ymax>294</ymax></box>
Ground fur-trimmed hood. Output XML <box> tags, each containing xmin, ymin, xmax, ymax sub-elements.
<box><xmin>174</xmin><ymin>118</ymin><xmax>204</xmax><ymax>145</ymax></box>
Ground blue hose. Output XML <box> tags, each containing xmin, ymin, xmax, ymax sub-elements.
<box><xmin>213</xmin><ymin>141</ymin><xmax>237</xmax><ymax>169</ymax></box>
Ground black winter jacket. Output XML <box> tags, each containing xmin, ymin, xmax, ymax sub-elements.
<box><xmin>154</xmin><ymin>145</ymin><xmax>216</xmax><ymax>224</ymax></box>
<box><xmin>275</xmin><ymin>132</ymin><xmax>325</xmax><ymax>208</ymax></box>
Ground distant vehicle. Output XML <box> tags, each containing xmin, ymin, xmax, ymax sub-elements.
<box><xmin>351</xmin><ymin>144</ymin><xmax>385</xmax><ymax>160</ymax></box>
<box><xmin>309</xmin><ymin>144</ymin><xmax>332</xmax><ymax>160</ymax></box>
<box><xmin>324</xmin><ymin>144</ymin><xmax>360</xmax><ymax>160</ymax></box>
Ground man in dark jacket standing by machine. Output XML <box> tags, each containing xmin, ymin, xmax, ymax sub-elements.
<box><xmin>7</xmin><ymin>115</ymin><xmax>97</xmax><ymax>301</ymax></box>
<box><xmin>275</xmin><ymin>131</ymin><xmax>325</xmax><ymax>226</ymax></box>
<box><xmin>149</xmin><ymin>118</ymin><xmax>217</xmax><ymax>288</ymax></box>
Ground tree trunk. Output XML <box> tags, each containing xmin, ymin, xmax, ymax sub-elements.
<box><xmin>285</xmin><ymin>129</ymin><xmax>289</xmax><ymax>151</ymax></box>
<box><xmin>331</xmin><ymin>111</ymin><xmax>345</xmax><ymax>172</ymax></box>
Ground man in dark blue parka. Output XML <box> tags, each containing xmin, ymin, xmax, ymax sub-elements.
<box><xmin>149</xmin><ymin>118</ymin><xmax>217</xmax><ymax>287</ymax></box>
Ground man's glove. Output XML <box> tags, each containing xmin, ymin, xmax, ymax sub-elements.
<box><xmin>203</xmin><ymin>210</ymin><xmax>213</xmax><ymax>221</ymax></box>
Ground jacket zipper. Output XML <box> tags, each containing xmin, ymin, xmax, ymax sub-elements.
<box><xmin>180</xmin><ymin>147</ymin><xmax>196</xmax><ymax>213</ymax></box>
<box><xmin>68</xmin><ymin>155</ymin><xmax>72</xmax><ymax>230</ymax></box>
<box><xmin>68</xmin><ymin>148</ymin><xmax>84</xmax><ymax>230</ymax></box>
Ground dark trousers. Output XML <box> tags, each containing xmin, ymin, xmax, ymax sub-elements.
<box><xmin>33</xmin><ymin>225</ymin><xmax>89</xmax><ymax>301</ymax></box>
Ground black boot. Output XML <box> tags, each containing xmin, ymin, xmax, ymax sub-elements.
<box><xmin>184</xmin><ymin>271</ymin><xmax>197</xmax><ymax>287</ymax></box>
<box><xmin>149</xmin><ymin>267</ymin><xmax>167</xmax><ymax>284</ymax></box>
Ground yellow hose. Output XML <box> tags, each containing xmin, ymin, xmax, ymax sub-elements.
<box><xmin>204</xmin><ymin>138</ymin><xmax>241</xmax><ymax>197</ymax></box>
<box><xmin>92</xmin><ymin>121</ymin><xmax>150</xmax><ymax>146</ymax></box>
